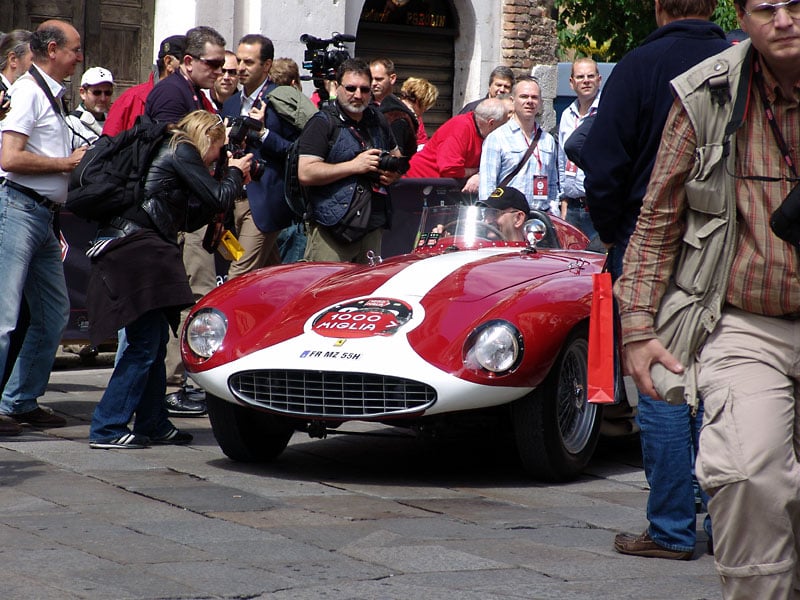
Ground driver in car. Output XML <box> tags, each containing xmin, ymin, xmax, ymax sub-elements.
<box><xmin>476</xmin><ymin>185</ymin><xmax>530</xmax><ymax>241</ymax></box>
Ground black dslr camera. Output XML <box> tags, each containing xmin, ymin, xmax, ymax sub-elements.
<box><xmin>377</xmin><ymin>151</ymin><xmax>410</xmax><ymax>175</ymax></box>
<box><xmin>770</xmin><ymin>182</ymin><xmax>800</xmax><ymax>247</ymax></box>
<box><xmin>300</xmin><ymin>32</ymin><xmax>354</xmax><ymax>98</ymax></box>
<box><xmin>225</xmin><ymin>116</ymin><xmax>267</xmax><ymax>181</ymax></box>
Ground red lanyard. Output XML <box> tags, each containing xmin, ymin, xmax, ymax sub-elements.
<box><xmin>753</xmin><ymin>56</ymin><xmax>799</xmax><ymax>180</ymax></box>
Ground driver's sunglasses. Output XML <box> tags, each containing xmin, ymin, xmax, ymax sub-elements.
<box><xmin>192</xmin><ymin>55</ymin><xmax>225</xmax><ymax>70</ymax></box>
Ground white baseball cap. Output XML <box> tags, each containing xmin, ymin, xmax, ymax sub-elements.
<box><xmin>80</xmin><ymin>67</ymin><xmax>114</xmax><ymax>87</ymax></box>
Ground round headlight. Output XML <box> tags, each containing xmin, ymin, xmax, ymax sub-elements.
<box><xmin>470</xmin><ymin>321</ymin><xmax>522</xmax><ymax>373</ymax></box>
<box><xmin>185</xmin><ymin>309</ymin><xmax>227</xmax><ymax>358</ymax></box>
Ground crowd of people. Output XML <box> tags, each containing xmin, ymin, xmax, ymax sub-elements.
<box><xmin>1</xmin><ymin>1</ymin><xmax>799</xmax><ymax>596</ymax></box>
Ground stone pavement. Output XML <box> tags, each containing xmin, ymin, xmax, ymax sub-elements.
<box><xmin>0</xmin><ymin>355</ymin><xmax>721</xmax><ymax>599</ymax></box>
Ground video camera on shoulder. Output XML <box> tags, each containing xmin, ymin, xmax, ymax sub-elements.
<box><xmin>300</xmin><ymin>32</ymin><xmax>354</xmax><ymax>99</ymax></box>
<box><xmin>223</xmin><ymin>116</ymin><xmax>267</xmax><ymax>181</ymax></box>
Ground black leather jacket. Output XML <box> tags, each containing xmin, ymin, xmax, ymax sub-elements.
<box><xmin>131</xmin><ymin>140</ymin><xmax>243</xmax><ymax>242</ymax></box>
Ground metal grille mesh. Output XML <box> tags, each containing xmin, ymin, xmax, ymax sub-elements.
<box><xmin>230</xmin><ymin>370</ymin><xmax>436</xmax><ymax>418</ymax></box>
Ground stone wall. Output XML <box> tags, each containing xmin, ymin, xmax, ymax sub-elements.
<box><xmin>502</xmin><ymin>0</ymin><xmax>559</xmax><ymax>131</ymax></box>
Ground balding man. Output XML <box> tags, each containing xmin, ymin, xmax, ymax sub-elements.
<box><xmin>0</xmin><ymin>20</ymin><xmax>87</xmax><ymax>435</ymax></box>
<box><xmin>558</xmin><ymin>58</ymin><xmax>601</xmax><ymax>240</ymax></box>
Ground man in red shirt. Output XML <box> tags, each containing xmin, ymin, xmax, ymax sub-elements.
<box><xmin>102</xmin><ymin>35</ymin><xmax>185</xmax><ymax>137</ymax></box>
<box><xmin>405</xmin><ymin>98</ymin><xmax>507</xmax><ymax>193</ymax></box>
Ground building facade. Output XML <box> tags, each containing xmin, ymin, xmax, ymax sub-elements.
<box><xmin>4</xmin><ymin>0</ymin><xmax>558</xmax><ymax>129</ymax></box>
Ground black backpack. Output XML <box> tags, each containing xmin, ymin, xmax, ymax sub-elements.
<box><xmin>284</xmin><ymin>109</ymin><xmax>344</xmax><ymax>220</ymax></box>
<box><xmin>66</xmin><ymin>116</ymin><xmax>169</xmax><ymax>222</ymax></box>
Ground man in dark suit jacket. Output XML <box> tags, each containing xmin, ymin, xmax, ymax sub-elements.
<box><xmin>221</xmin><ymin>33</ymin><xmax>300</xmax><ymax>277</ymax></box>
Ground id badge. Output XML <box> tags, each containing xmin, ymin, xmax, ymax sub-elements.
<box><xmin>565</xmin><ymin>160</ymin><xmax>578</xmax><ymax>177</ymax></box>
<box><xmin>533</xmin><ymin>176</ymin><xmax>548</xmax><ymax>203</ymax></box>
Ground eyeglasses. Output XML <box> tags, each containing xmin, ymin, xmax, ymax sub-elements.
<box><xmin>220</xmin><ymin>68</ymin><xmax>238</xmax><ymax>76</ymax></box>
<box><xmin>745</xmin><ymin>0</ymin><xmax>800</xmax><ymax>24</ymax></box>
<box><xmin>90</xmin><ymin>90</ymin><xmax>113</xmax><ymax>97</ymax></box>
<box><xmin>191</xmin><ymin>56</ymin><xmax>226</xmax><ymax>70</ymax></box>
<box><xmin>343</xmin><ymin>85</ymin><xmax>372</xmax><ymax>95</ymax></box>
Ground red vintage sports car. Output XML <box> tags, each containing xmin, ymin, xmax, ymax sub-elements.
<box><xmin>182</xmin><ymin>204</ymin><xmax>613</xmax><ymax>481</ymax></box>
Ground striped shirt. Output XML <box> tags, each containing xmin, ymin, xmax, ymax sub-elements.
<box><xmin>616</xmin><ymin>57</ymin><xmax>800</xmax><ymax>344</ymax></box>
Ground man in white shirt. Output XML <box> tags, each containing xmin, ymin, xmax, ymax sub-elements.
<box><xmin>558</xmin><ymin>58</ymin><xmax>601</xmax><ymax>240</ymax></box>
<box><xmin>0</xmin><ymin>19</ymin><xmax>87</xmax><ymax>435</ymax></box>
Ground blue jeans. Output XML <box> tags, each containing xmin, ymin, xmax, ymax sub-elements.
<box><xmin>0</xmin><ymin>185</ymin><xmax>69</xmax><ymax>414</ymax></box>
<box><xmin>277</xmin><ymin>222</ymin><xmax>307</xmax><ymax>263</ymax></box>
<box><xmin>609</xmin><ymin>243</ymin><xmax>708</xmax><ymax>551</ymax></box>
<box><xmin>90</xmin><ymin>309</ymin><xmax>174</xmax><ymax>441</ymax></box>
<box><xmin>565</xmin><ymin>206</ymin><xmax>598</xmax><ymax>243</ymax></box>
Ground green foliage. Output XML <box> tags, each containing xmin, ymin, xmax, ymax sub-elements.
<box><xmin>556</xmin><ymin>0</ymin><xmax>740</xmax><ymax>61</ymax></box>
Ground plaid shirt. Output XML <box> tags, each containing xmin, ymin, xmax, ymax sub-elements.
<box><xmin>617</xmin><ymin>58</ymin><xmax>800</xmax><ymax>344</ymax></box>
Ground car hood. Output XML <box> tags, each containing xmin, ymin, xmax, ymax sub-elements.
<box><xmin>186</xmin><ymin>247</ymin><xmax>602</xmax><ymax>372</ymax></box>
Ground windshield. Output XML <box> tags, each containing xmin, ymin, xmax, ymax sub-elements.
<box><xmin>413</xmin><ymin>205</ymin><xmax>526</xmax><ymax>252</ymax></box>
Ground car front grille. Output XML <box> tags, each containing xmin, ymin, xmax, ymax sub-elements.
<box><xmin>229</xmin><ymin>370</ymin><xmax>437</xmax><ymax>419</ymax></box>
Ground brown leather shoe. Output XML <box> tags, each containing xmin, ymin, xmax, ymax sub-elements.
<box><xmin>10</xmin><ymin>406</ymin><xmax>67</xmax><ymax>428</ymax></box>
<box><xmin>614</xmin><ymin>531</ymin><xmax>693</xmax><ymax>561</ymax></box>
<box><xmin>0</xmin><ymin>415</ymin><xmax>22</xmax><ymax>436</ymax></box>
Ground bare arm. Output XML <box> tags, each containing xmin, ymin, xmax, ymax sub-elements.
<box><xmin>298</xmin><ymin>148</ymin><xmax>382</xmax><ymax>186</ymax></box>
<box><xmin>1</xmin><ymin>131</ymin><xmax>86</xmax><ymax>174</ymax></box>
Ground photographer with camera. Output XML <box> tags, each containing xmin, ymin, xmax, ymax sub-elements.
<box><xmin>87</xmin><ymin>110</ymin><xmax>251</xmax><ymax>449</ymax></box>
<box><xmin>298</xmin><ymin>58</ymin><xmax>404</xmax><ymax>264</ymax></box>
<box><xmin>221</xmin><ymin>33</ymin><xmax>299</xmax><ymax>278</ymax></box>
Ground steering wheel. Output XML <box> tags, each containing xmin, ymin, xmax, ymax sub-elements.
<box><xmin>440</xmin><ymin>220</ymin><xmax>505</xmax><ymax>241</ymax></box>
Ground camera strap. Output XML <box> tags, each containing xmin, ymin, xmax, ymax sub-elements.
<box><xmin>499</xmin><ymin>125</ymin><xmax>542</xmax><ymax>188</ymax></box>
<box><xmin>752</xmin><ymin>53</ymin><xmax>799</xmax><ymax>180</ymax></box>
<box><xmin>27</xmin><ymin>65</ymin><xmax>93</xmax><ymax>147</ymax></box>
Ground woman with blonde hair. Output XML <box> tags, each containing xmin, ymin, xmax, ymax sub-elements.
<box><xmin>87</xmin><ymin>110</ymin><xmax>251</xmax><ymax>449</ymax></box>
<box><xmin>399</xmin><ymin>77</ymin><xmax>439</xmax><ymax>149</ymax></box>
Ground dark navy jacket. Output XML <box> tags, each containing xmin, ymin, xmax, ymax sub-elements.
<box><xmin>221</xmin><ymin>83</ymin><xmax>300</xmax><ymax>233</ymax></box>
<box><xmin>144</xmin><ymin>71</ymin><xmax>210</xmax><ymax>124</ymax></box>
<box><xmin>581</xmin><ymin>19</ymin><xmax>729</xmax><ymax>246</ymax></box>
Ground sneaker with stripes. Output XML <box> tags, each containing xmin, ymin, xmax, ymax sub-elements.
<box><xmin>89</xmin><ymin>433</ymin><xmax>149</xmax><ymax>449</ymax></box>
<box><xmin>151</xmin><ymin>427</ymin><xmax>193</xmax><ymax>445</ymax></box>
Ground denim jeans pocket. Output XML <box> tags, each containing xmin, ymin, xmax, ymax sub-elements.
<box><xmin>2</xmin><ymin>188</ymin><xmax>38</xmax><ymax>213</ymax></box>
<box><xmin>696</xmin><ymin>384</ymin><xmax>748</xmax><ymax>493</ymax></box>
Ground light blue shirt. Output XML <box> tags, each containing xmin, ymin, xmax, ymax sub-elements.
<box><xmin>479</xmin><ymin>117</ymin><xmax>559</xmax><ymax>211</ymax></box>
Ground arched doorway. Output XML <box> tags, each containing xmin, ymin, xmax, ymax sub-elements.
<box><xmin>355</xmin><ymin>0</ymin><xmax>457</xmax><ymax>135</ymax></box>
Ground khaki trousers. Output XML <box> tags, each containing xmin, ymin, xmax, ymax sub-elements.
<box><xmin>696</xmin><ymin>306</ymin><xmax>800</xmax><ymax>599</ymax></box>
<box><xmin>164</xmin><ymin>230</ymin><xmax>217</xmax><ymax>386</ymax></box>
<box><xmin>226</xmin><ymin>197</ymin><xmax>280</xmax><ymax>279</ymax></box>
<box><xmin>303</xmin><ymin>221</ymin><xmax>383</xmax><ymax>264</ymax></box>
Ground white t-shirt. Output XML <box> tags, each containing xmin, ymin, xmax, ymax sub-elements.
<box><xmin>1</xmin><ymin>65</ymin><xmax>72</xmax><ymax>203</ymax></box>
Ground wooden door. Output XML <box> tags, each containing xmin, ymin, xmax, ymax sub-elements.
<box><xmin>2</xmin><ymin>0</ymin><xmax>155</xmax><ymax>105</ymax></box>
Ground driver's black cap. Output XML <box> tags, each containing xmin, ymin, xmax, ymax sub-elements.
<box><xmin>478</xmin><ymin>186</ymin><xmax>530</xmax><ymax>214</ymax></box>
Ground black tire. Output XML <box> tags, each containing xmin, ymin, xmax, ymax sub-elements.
<box><xmin>512</xmin><ymin>323</ymin><xmax>602</xmax><ymax>481</ymax></box>
<box><xmin>206</xmin><ymin>393</ymin><xmax>294</xmax><ymax>462</ymax></box>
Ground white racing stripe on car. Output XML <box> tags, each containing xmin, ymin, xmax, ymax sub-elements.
<box><xmin>373</xmin><ymin>249</ymin><xmax>514</xmax><ymax>298</ymax></box>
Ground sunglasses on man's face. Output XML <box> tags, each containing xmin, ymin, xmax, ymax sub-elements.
<box><xmin>192</xmin><ymin>56</ymin><xmax>225</xmax><ymax>70</ymax></box>
<box><xmin>220</xmin><ymin>68</ymin><xmax>238</xmax><ymax>76</ymax></box>
<box><xmin>343</xmin><ymin>85</ymin><xmax>372</xmax><ymax>95</ymax></box>
<box><xmin>90</xmin><ymin>90</ymin><xmax>113</xmax><ymax>97</ymax></box>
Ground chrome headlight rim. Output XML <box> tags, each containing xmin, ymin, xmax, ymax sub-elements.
<box><xmin>463</xmin><ymin>319</ymin><xmax>524</xmax><ymax>375</ymax></box>
<box><xmin>185</xmin><ymin>308</ymin><xmax>228</xmax><ymax>359</ymax></box>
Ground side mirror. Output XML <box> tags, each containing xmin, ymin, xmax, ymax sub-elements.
<box><xmin>523</xmin><ymin>219</ymin><xmax>547</xmax><ymax>249</ymax></box>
